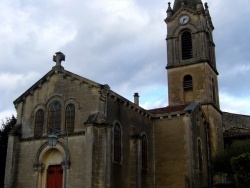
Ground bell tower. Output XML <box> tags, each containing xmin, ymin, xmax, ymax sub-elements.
<box><xmin>165</xmin><ymin>0</ymin><xmax>223</xmax><ymax>154</ymax></box>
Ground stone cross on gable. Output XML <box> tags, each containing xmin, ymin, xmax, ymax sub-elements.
<box><xmin>53</xmin><ymin>52</ymin><xmax>65</xmax><ymax>66</ymax></box>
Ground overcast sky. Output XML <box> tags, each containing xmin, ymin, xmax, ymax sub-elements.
<box><xmin>1</xmin><ymin>0</ymin><xmax>250</xmax><ymax>123</ymax></box>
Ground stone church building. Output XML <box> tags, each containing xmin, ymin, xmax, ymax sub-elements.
<box><xmin>5</xmin><ymin>0</ymin><xmax>247</xmax><ymax>187</ymax></box>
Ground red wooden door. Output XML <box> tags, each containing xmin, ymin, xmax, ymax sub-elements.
<box><xmin>46</xmin><ymin>165</ymin><xmax>63</xmax><ymax>188</ymax></box>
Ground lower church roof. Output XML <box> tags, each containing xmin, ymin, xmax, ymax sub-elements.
<box><xmin>222</xmin><ymin>112</ymin><xmax>250</xmax><ymax>138</ymax></box>
<box><xmin>148</xmin><ymin>104</ymin><xmax>188</xmax><ymax>115</ymax></box>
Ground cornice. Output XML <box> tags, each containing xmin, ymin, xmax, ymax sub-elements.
<box><xmin>166</xmin><ymin>60</ymin><xmax>219</xmax><ymax>75</ymax></box>
<box><xmin>106</xmin><ymin>91</ymin><xmax>153</xmax><ymax>120</ymax></box>
<box><xmin>20</xmin><ymin>131</ymin><xmax>85</xmax><ymax>142</ymax></box>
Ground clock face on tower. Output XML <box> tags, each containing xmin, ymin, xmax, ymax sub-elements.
<box><xmin>179</xmin><ymin>15</ymin><xmax>190</xmax><ymax>25</ymax></box>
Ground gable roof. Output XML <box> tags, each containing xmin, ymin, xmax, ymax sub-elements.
<box><xmin>13</xmin><ymin>65</ymin><xmax>154</xmax><ymax>119</ymax></box>
<box><xmin>13</xmin><ymin>65</ymin><xmax>106</xmax><ymax>105</ymax></box>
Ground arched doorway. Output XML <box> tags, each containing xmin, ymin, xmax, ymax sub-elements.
<box><xmin>34</xmin><ymin>141</ymin><xmax>70</xmax><ymax>188</ymax></box>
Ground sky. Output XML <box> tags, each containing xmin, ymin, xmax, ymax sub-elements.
<box><xmin>1</xmin><ymin>0</ymin><xmax>250</xmax><ymax>123</ymax></box>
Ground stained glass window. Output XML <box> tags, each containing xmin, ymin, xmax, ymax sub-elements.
<box><xmin>65</xmin><ymin>104</ymin><xmax>75</xmax><ymax>133</ymax></box>
<box><xmin>48</xmin><ymin>101</ymin><xmax>61</xmax><ymax>133</ymax></box>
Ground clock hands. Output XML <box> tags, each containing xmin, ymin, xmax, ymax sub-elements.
<box><xmin>182</xmin><ymin>18</ymin><xmax>187</xmax><ymax>24</ymax></box>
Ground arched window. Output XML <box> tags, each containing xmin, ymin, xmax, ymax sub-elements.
<box><xmin>34</xmin><ymin>109</ymin><xmax>44</xmax><ymax>137</ymax></box>
<box><xmin>198</xmin><ymin>139</ymin><xmax>203</xmax><ymax>171</ymax></box>
<box><xmin>48</xmin><ymin>101</ymin><xmax>61</xmax><ymax>133</ymax></box>
<box><xmin>183</xmin><ymin>75</ymin><xmax>193</xmax><ymax>90</ymax></box>
<box><xmin>206</xmin><ymin>32</ymin><xmax>215</xmax><ymax>67</ymax></box>
<box><xmin>206</xmin><ymin>33</ymin><xmax>211</xmax><ymax>62</ymax></box>
<box><xmin>65</xmin><ymin>104</ymin><xmax>75</xmax><ymax>133</ymax></box>
<box><xmin>113</xmin><ymin>123</ymin><xmax>122</xmax><ymax>163</ymax></box>
<box><xmin>141</xmin><ymin>134</ymin><xmax>148</xmax><ymax>169</ymax></box>
<box><xmin>212</xmin><ymin>78</ymin><xmax>216</xmax><ymax>104</ymax></box>
<box><xmin>181</xmin><ymin>31</ymin><xmax>193</xmax><ymax>60</ymax></box>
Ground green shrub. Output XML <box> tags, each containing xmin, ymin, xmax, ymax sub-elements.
<box><xmin>211</xmin><ymin>140</ymin><xmax>250</xmax><ymax>175</ymax></box>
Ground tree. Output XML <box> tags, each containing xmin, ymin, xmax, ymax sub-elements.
<box><xmin>0</xmin><ymin>116</ymin><xmax>17</xmax><ymax>187</ymax></box>
<box><xmin>231</xmin><ymin>153</ymin><xmax>250</xmax><ymax>188</ymax></box>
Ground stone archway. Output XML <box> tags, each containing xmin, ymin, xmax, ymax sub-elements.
<box><xmin>34</xmin><ymin>141</ymin><xmax>70</xmax><ymax>188</ymax></box>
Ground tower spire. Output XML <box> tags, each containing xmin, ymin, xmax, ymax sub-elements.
<box><xmin>173</xmin><ymin>0</ymin><xmax>202</xmax><ymax>13</ymax></box>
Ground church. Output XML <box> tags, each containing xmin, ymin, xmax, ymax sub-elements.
<box><xmin>4</xmin><ymin>0</ymin><xmax>249</xmax><ymax>188</ymax></box>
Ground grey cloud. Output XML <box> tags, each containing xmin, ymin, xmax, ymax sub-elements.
<box><xmin>1</xmin><ymin>0</ymin><xmax>250</xmax><ymax>122</ymax></box>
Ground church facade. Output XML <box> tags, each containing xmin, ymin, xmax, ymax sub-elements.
<box><xmin>4</xmin><ymin>1</ymin><xmax>232</xmax><ymax>188</ymax></box>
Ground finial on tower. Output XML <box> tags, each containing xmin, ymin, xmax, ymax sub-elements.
<box><xmin>204</xmin><ymin>2</ymin><xmax>210</xmax><ymax>15</ymax></box>
<box><xmin>166</xmin><ymin>2</ymin><xmax>173</xmax><ymax>18</ymax></box>
<box><xmin>204</xmin><ymin>2</ymin><xmax>208</xmax><ymax>9</ymax></box>
<box><xmin>53</xmin><ymin>52</ymin><xmax>65</xmax><ymax>67</ymax></box>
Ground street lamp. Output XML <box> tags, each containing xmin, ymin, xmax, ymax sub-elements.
<box><xmin>47</xmin><ymin>129</ymin><xmax>68</xmax><ymax>148</ymax></box>
<box><xmin>48</xmin><ymin>134</ymin><xmax>58</xmax><ymax>147</ymax></box>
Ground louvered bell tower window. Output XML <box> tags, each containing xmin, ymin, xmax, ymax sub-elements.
<box><xmin>181</xmin><ymin>31</ymin><xmax>193</xmax><ymax>60</ymax></box>
<box><xmin>183</xmin><ymin>75</ymin><xmax>193</xmax><ymax>90</ymax></box>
